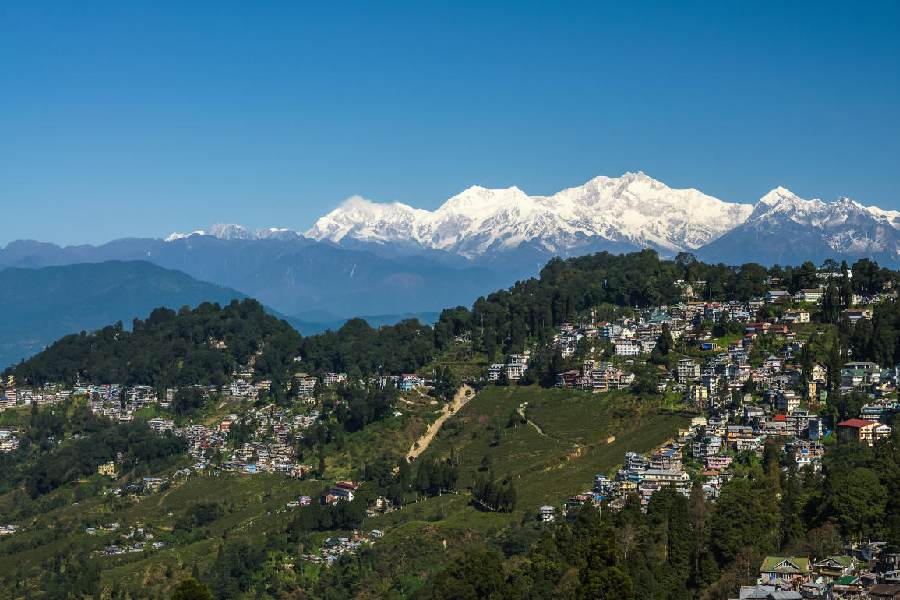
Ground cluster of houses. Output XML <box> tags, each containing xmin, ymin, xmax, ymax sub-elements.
<box><xmin>148</xmin><ymin>405</ymin><xmax>317</xmax><ymax>479</ymax></box>
<box><xmin>0</xmin><ymin>429</ymin><xmax>19</xmax><ymax>453</ymax></box>
<box><xmin>555</xmin><ymin>359</ymin><xmax>635</xmax><ymax>391</ymax></box>
<box><xmin>87</xmin><ymin>522</ymin><xmax>168</xmax><ymax>557</ymax></box>
<box><xmin>299</xmin><ymin>530</ymin><xmax>383</xmax><ymax>565</ymax></box>
<box><xmin>732</xmin><ymin>547</ymin><xmax>900</xmax><ymax>599</ymax></box>
<box><xmin>0</xmin><ymin>524</ymin><xmax>18</xmax><ymax>536</ymax></box>
<box><xmin>488</xmin><ymin>352</ymin><xmax>531</xmax><ymax>382</ymax></box>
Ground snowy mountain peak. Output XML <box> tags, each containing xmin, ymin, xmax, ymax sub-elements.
<box><xmin>697</xmin><ymin>187</ymin><xmax>900</xmax><ymax>264</ymax></box>
<box><xmin>758</xmin><ymin>186</ymin><xmax>800</xmax><ymax>206</ymax></box>
<box><xmin>168</xmin><ymin>174</ymin><xmax>899</xmax><ymax>267</ymax></box>
<box><xmin>208</xmin><ymin>223</ymin><xmax>253</xmax><ymax>240</ymax></box>
<box><xmin>164</xmin><ymin>230</ymin><xmax>207</xmax><ymax>242</ymax></box>
<box><xmin>307</xmin><ymin>172</ymin><xmax>755</xmax><ymax>257</ymax></box>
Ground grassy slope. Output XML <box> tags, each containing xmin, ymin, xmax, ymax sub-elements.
<box><xmin>420</xmin><ymin>385</ymin><xmax>688</xmax><ymax>508</ymax></box>
<box><xmin>353</xmin><ymin>385</ymin><xmax>690</xmax><ymax>595</ymax></box>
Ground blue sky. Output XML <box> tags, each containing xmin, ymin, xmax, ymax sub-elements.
<box><xmin>1</xmin><ymin>1</ymin><xmax>899</xmax><ymax>246</ymax></box>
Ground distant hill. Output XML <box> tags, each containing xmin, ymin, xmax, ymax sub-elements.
<box><xmin>0</xmin><ymin>261</ymin><xmax>248</xmax><ymax>369</ymax></box>
<box><xmin>289</xmin><ymin>310</ymin><xmax>440</xmax><ymax>335</ymax></box>
<box><xmin>0</xmin><ymin>236</ymin><xmax>503</xmax><ymax>318</ymax></box>
<box><xmin>4</xmin><ymin>295</ymin><xmax>301</xmax><ymax>387</ymax></box>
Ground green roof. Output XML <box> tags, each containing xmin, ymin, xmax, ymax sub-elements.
<box><xmin>760</xmin><ymin>556</ymin><xmax>810</xmax><ymax>574</ymax></box>
<box><xmin>835</xmin><ymin>575</ymin><xmax>857</xmax><ymax>585</ymax></box>
<box><xmin>821</xmin><ymin>555</ymin><xmax>855</xmax><ymax>568</ymax></box>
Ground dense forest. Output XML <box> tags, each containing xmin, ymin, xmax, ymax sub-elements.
<box><xmin>299</xmin><ymin>318</ymin><xmax>436</xmax><ymax>378</ymax></box>
<box><xmin>5</xmin><ymin>299</ymin><xmax>302</xmax><ymax>387</ymax></box>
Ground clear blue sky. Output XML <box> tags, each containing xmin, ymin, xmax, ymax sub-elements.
<box><xmin>2</xmin><ymin>1</ymin><xmax>899</xmax><ymax>246</ymax></box>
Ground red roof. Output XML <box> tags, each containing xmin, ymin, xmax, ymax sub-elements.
<box><xmin>837</xmin><ymin>418</ymin><xmax>876</xmax><ymax>429</ymax></box>
<box><xmin>774</xmin><ymin>415</ymin><xmax>787</xmax><ymax>422</ymax></box>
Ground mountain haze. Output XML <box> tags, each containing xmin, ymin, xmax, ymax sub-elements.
<box><xmin>0</xmin><ymin>237</ymin><xmax>499</xmax><ymax>318</ymax></box>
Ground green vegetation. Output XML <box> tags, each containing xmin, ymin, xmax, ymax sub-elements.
<box><xmin>6</xmin><ymin>299</ymin><xmax>301</xmax><ymax>388</ymax></box>
<box><xmin>2</xmin><ymin>250</ymin><xmax>900</xmax><ymax>598</ymax></box>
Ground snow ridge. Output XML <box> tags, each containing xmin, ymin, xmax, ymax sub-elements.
<box><xmin>307</xmin><ymin>172</ymin><xmax>755</xmax><ymax>257</ymax></box>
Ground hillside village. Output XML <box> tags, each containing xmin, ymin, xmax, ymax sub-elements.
<box><xmin>0</xmin><ymin>257</ymin><xmax>899</xmax><ymax>599</ymax></box>
<box><xmin>480</xmin><ymin>271</ymin><xmax>899</xmax><ymax>599</ymax></box>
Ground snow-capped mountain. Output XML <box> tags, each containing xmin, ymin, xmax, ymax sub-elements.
<box><xmin>160</xmin><ymin>173</ymin><xmax>899</xmax><ymax>269</ymax></box>
<box><xmin>165</xmin><ymin>224</ymin><xmax>302</xmax><ymax>242</ymax></box>
<box><xmin>697</xmin><ymin>187</ymin><xmax>900</xmax><ymax>266</ymax></box>
<box><xmin>307</xmin><ymin>172</ymin><xmax>755</xmax><ymax>257</ymax></box>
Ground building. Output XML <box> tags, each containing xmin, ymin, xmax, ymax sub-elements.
<box><xmin>677</xmin><ymin>358</ymin><xmax>701</xmax><ymax>383</ymax></box>
<box><xmin>506</xmin><ymin>363</ymin><xmax>526</xmax><ymax>381</ymax></box>
<box><xmin>538</xmin><ymin>505</ymin><xmax>556</xmax><ymax>523</ymax></box>
<box><xmin>836</xmin><ymin>419</ymin><xmax>892</xmax><ymax>446</ymax></box>
<box><xmin>322</xmin><ymin>372</ymin><xmax>348</xmax><ymax>386</ymax></box>
<box><xmin>775</xmin><ymin>390</ymin><xmax>799</xmax><ymax>414</ymax></box>
<box><xmin>615</xmin><ymin>340</ymin><xmax>642</xmax><ymax>357</ymax></box>
<box><xmin>758</xmin><ymin>556</ymin><xmax>810</xmax><ymax>586</ymax></box>
<box><xmin>765</xmin><ymin>290</ymin><xmax>792</xmax><ymax>304</ymax></box>
<box><xmin>811</xmin><ymin>555</ymin><xmax>856</xmax><ymax>582</ymax></box>
<box><xmin>782</xmin><ymin>310</ymin><xmax>810</xmax><ymax>324</ymax></box>
<box><xmin>794</xmin><ymin>288</ymin><xmax>823</xmax><ymax>304</ymax></box>
<box><xmin>98</xmin><ymin>461</ymin><xmax>118</xmax><ymax>478</ymax></box>
<box><xmin>295</xmin><ymin>377</ymin><xmax>318</xmax><ymax>397</ymax></box>
<box><xmin>841</xmin><ymin>362</ymin><xmax>880</xmax><ymax>388</ymax></box>
<box><xmin>688</xmin><ymin>385</ymin><xmax>709</xmax><ymax>410</ymax></box>
<box><xmin>325</xmin><ymin>481</ymin><xmax>359</xmax><ymax>504</ymax></box>
<box><xmin>868</xmin><ymin>584</ymin><xmax>900</xmax><ymax>599</ymax></box>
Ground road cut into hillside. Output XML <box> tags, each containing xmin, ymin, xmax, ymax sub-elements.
<box><xmin>407</xmin><ymin>384</ymin><xmax>474</xmax><ymax>461</ymax></box>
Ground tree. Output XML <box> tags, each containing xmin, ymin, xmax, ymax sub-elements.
<box><xmin>824</xmin><ymin>466</ymin><xmax>887</xmax><ymax>541</ymax></box>
<box><xmin>172</xmin><ymin>578</ymin><xmax>213</xmax><ymax>600</ymax></box>
<box><xmin>657</xmin><ymin>324</ymin><xmax>673</xmax><ymax>355</ymax></box>
<box><xmin>425</xmin><ymin>548</ymin><xmax>508</xmax><ymax>600</ymax></box>
<box><xmin>710</xmin><ymin>478</ymin><xmax>778</xmax><ymax>567</ymax></box>
<box><xmin>822</xmin><ymin>280</ymin><xmax>841</xmax><ymax>324</ymax></box>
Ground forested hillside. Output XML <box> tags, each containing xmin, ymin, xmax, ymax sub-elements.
<box><xmin>5</xmin><ymin>299</ymin><xmax>301</xmax><ymax>387</ymax></box>
<box><xmin>10</xmin><ymin>250</ymin><xmax>900</xmax><ymax>387</ymax></box>
<box><xmin>433</xmin><ymin>249</ymin><xmax>897</xmax><ymax>357</ymax></box>
<box><xmin>0</xmin><ymin>260</ymin><xmax>248</xmax><ymax>369</ymax></box>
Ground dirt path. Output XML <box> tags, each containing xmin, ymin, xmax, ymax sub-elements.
<box><xmin>407</xmin><ymin>384</ymin><xmax>474</xmax><ymax>461</ymax></box>
<box><xmin>516</xmin><ymin>404</ymin><xmax>549</xmax><ymax>438</ymax></box>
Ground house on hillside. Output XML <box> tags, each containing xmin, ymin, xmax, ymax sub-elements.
<box><xmin>837</xmin><ymin>419</ymin><xmax>892</xmax><ymax>446</ymax></box>
<box><xmin>841</xmin><ymin>361</ymin><xmax>880</xmax><ymax>388</ymax></box>
<box><xmin>677</xmin><ymin>358</ymin><xmax>700</xmax><ymax>383</ymax></box>
<box><xmin>794</xmin><ymin>288</ymin><xmax>823</xmax><ymax>304</ymax></box>
<box><xmin>325</xmin><ymin>481</ymin><xmax>359</xmax><ymax>504</ymax></box>
<box><xmin>765</xmin><ymin>290</ymin><xmax>791</xmax><ymax>305</ymax></box>
<box><xmin>758</xmin><ymin>556</ymin><xmax>810</xmax><ymax>587</ymax></box>
<box><xmin>811</xmin><ymin>555</ymin><xmax>856</xmax><ymax>582</ymax></box>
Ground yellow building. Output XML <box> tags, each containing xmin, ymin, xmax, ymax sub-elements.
<box><xmin>98</xmin><ymin>461</ymin><xmax>118</xmax><ymax>478</ymax></box>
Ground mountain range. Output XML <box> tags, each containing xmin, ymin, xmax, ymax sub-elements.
<box><xmin>0</xmin><ymin>235</ymin><xmax>499</xmax><ymax>319</ymax></box>
<box><xmin>2</xmin><ymin>171</ymin><xmax>898</xmax><ymax>353</ymax></box>
<box><xmin>306</xmin><ymin>172</ymin><xmax>900</xmax><ymax>267</ymax></box>
<box><xmin>308</xmin><ymin>171</ymin><xmax>754</xmax><ymax>258</ymax></box>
